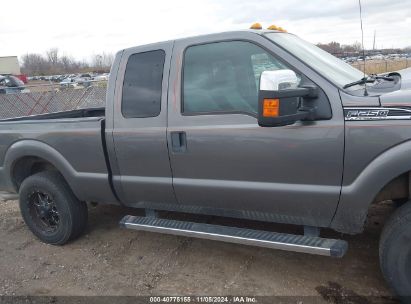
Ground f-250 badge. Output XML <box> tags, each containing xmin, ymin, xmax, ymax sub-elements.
<box><xmin>345</xmin><ymin>109</ymin><xmax>389</xmax><ymax>120</ymax></box>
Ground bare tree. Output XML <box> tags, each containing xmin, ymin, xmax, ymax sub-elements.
<box><xmin>352</xmin><ymin>41</ymin><xmax>362</xmax><ymax>52</ymax></box>
<box><xmin>60</xmin><ymin>55</ymin><xmax>78</xmax><ymax>73</ymax></box>
<box><xmin>21</xmin><ymin>53</ymin><xmax>50</xmax><ymax>75</ymax></box>
<box><xmin>91</xmin><ymin>52</ymin><xmax>114</xmax><ymax>72</ymax></box>
<box><xmin>46</xmin><ymin>48</ymin><xmax>59</xmax><ymax>65</ymax></box>
<box><xmin>317</xmin><ymin>41</ymin><xmax>365</xmax><ymax>57</ymax></box>
<box><xmin>92</xmin><ymin>54</ymin><xmax>103</xmax><ymax>70</ymax></box>
<box><xmin>20</xmin><ymin>49</ymin><xmax>113</xmax><ymax>76</ymax></box>
<box><xmin>316</xmin><ymin>41</ymin><xmax>341</xmax><ymax>55</ymax></box>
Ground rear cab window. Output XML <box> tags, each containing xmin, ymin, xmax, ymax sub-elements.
<box><xmin>121</xmin><ymin>50</ymin><xmax>165</xmax><ymax>118</ymax></box>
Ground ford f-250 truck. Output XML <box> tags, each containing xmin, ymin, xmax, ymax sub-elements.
<box><xmin>0</xmin><ymin>28</ymin><xmax>410</xmax><ymax>299</ymax></box>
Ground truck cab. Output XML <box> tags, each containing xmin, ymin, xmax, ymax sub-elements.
<box><xmin>106</xmin><ymin>30</ymin><xmax>346</xmax><ymax>228</ymax></box>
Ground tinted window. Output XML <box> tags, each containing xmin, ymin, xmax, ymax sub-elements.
<box><xmin>183</xmin><ymin>41</ymin><xmax>293</xmax><ymax>115</ymax></box>
<box><xmin>122</xmin><ymin>50</ymin><xmax>165</xmax><ymax>118</ymax></box>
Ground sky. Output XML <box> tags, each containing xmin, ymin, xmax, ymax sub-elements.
<box><xmin>1</xmin><ymin>0</ymin><xmax>411</xmax><ymax>62</ymax></box>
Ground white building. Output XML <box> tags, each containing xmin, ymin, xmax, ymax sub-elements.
<box><xmin>0</xmin><ymin>56</ymin><xmax>21</xmax><ymax>75</ymax></box>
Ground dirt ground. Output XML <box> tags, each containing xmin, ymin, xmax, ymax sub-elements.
<box><xmin>0</xmin><ymin>199</ymin><xmax>399</xmax><ymax>303</ymax></box>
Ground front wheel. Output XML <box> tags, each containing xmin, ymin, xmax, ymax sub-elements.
<box><xmin>380</xmin><ymin>201</ymin><xmax>411</xmax><ymax>302</ymax></box>
<box><xmin>19</xmin><ymin>171</ymin><xmax>88</xmax><ymax>245</ymax></box>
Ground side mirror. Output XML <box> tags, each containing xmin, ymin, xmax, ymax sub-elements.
<box><xmin>258</xmin><ymin>70</ymin><xmax>318</xmax><ymax>127</ymax></box>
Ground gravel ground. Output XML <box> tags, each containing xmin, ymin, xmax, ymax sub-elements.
<box><xmin>0</xmin><ymin>199</ymin><xmax>399</xmax><ymax>303</ymax></box>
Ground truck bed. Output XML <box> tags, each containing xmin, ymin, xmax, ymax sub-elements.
<box><xmin>0</xmin><ymin>106</ymin><xmax>117</xmax><ymax>204</ymax></box>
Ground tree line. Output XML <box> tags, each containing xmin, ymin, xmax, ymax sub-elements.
<box><xmin>316</xmin><ymin>41</ymin><xmax>362</xmax><ymax>56</ymax></box>
<box><xmin>21</xmin><ymin>48</ymin><xmax>114</xmax><ymax>76</ymax></box>
<box><xmin>316</xmin><ymin>41</ymin><xmax>411</xmax><ymax>57</ymax></box>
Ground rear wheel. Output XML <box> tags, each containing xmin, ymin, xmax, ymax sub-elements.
<box><xmin>380</xmin><ymin>201</ymin><xmax>411</xmax><ymax>302</ymax></box>
<box><xmin>19</xmin><ymin>171</ymin><xmax>88</xmax><ymax>245</ymax></box>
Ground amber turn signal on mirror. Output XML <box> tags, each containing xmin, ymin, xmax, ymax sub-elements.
<box><xmin>263</xmin><ymin>99</ymin><xmax>279</xmax><ymax>117</ymax></box>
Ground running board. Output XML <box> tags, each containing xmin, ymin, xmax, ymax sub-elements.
<box><xmin>120</xmin><ymin>215</ymin><xmax>348</xmax><ymax>258</ymax></box>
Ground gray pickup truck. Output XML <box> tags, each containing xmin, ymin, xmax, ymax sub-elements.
<box><xmin>1</xmin><ymin>29</ymin><xmax>411</xmax><ymax>299</ymax></box>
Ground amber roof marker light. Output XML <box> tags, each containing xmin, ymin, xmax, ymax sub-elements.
<box><xmin>268</xmin><ymin>24</ymin><xmax>288</xmax><ymax>32</ymax></box>
<box><xmin>250</xmin><ymin>22</ymin><xmax>262</xmax><ymax>30</ymax></box>
<box><xmin>250</xmin><ymin>23</ymin><xmax>288</xmax><ymax>32</ymax></box>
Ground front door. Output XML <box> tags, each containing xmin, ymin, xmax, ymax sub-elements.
<box><xmin>167</xmin><ymin>33</ymin><xmax>344</xmax><ymax>227</ymax></box>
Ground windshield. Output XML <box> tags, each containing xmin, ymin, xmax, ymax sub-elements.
<box><xmin>265</xmin><ymin>33</ymin><xmax>365</xmax><ymax>88</ymax></box>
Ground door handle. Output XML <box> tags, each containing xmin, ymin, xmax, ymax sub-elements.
<box><xmin>171</xmin><ymin>131</ymin><xmax>187</xmax><ymax>153</ymax></box>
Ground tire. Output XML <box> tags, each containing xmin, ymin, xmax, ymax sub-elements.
<box><xmin>19</xmin><ymin>171</ymin><xmax>88</xmax><ymax>245</ymax></box>
<box><xmin>380</xmin><ymin>201</ymin><xmax>411</xmax><ymax>302</ymax></box>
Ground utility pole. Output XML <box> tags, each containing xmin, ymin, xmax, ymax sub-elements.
<box><xmin>373</xmin><ymin>30</ymin><xmax>376</xmax><ymax>51</ymax></box>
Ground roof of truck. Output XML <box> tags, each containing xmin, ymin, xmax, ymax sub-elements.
<box><xmin>173</xmin><ymin>29</ymin><xmax>283</xmax><ymax>41</ymax></box>
<box><xmin>121</xmin><ymin>29</ymin><xmax>285</xmax><ymax>53</ymax></box>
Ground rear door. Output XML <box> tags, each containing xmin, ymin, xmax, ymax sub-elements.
<box><xmin>109</xmin><ymin>42</ymin><xmax>177</xmax><ymax>206</ymax></box>
<box><xmin>167</xmin><ymin>32</ymin><xmax>344</xmax><ymax>227</ymax></box>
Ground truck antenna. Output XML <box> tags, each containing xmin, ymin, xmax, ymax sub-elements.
<box><xmin>358</xmin><ymin>0</ymin><xmax>368</xmax><ymax>96</ymax></box>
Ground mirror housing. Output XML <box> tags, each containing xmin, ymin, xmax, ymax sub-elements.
<box><xmin>258</xmin><ymin>70</ymin><xmax>318</xmax><ymax>127</ymax></box>
<box><xmin>259</xmin><ymin>70</ymin><xmax>299</xmax><ymax>91</ymax></box>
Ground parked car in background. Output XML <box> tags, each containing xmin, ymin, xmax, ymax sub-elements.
<box><xmin>50</xmin><ymin>75</ymin><xmax>61</xmax><ymax>82</ymax></box>
<box><xmin>0</xmin><ymin>75</ymin><xmax>29</xmax><ymax>94</ymax></box>
<box><xmin>57</xmin><ymin>75</ymin><xmax>67</xmax><ymax>82</ymax></box>
<box><xmin>74</xmin><ymin>74</ymin><xmax>92</xmax><ymax>86</ymax></box>
<box><xmin>59</xmin><ymin>74</ymin><xmax>94</xmax><ymax>88</ymax></box>
<box><xmin>16</xmin><ymin>74</ymin><xmax>28</xmax><ymax>84</ymax></box>
<box><xmin>59</xmin><ymin>76</ymin><xmax>79</xmax><ymax>88</ymax></box>
<box><xmin>93</xmin><ymin>73</ymin><xmax>109</xmax><ymax>81</ymax></box>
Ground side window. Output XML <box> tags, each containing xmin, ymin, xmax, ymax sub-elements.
<box><xmin>122</xmin><ymin>50</ymin><xmax>165</xmax><ymax>118</ymax></box>
<box><xmin>183</xmin><ymin>41</ymin><xmax>297</xmax><ymax>115</ymax></box>
<box><xmin>250</xmin><ymin>53</ymin><xmax>289</xmax><ymax>88</ymax></box>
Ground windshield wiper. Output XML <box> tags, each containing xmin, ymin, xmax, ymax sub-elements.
<box><xmin>343</xmin><ymin>77</ymin><xmax>374</xmax><ymax>89</ymax></box>
<box><xmin>343</xmin><ymin>74</ymin><xmax>394</xmax><ymax>89</ymax></box>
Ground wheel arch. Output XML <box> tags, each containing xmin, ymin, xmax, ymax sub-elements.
<box><xmin>4</xmin><ymin>140</ymin><xmax>81</xmax><ymax>198</ymax></box>
<box><xmin>12</xmin><ymin>155</ymin><xmax>59</xmax><ymax>190</ymax></box>
<box><xmin>331</xmin><ymin>140</ymin><xmax>411</xmax><ymax>234</ymax></box>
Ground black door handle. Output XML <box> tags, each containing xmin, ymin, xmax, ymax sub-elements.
<box><xmin>171</xmin><ymin>131</ymin><xmax>187</xmax><ymax>153</ymax></box>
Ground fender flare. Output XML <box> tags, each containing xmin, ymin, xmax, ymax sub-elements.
<box><xmin>331</xmin><ymin>140</ymin><xmax>411</xmax><ymax>234</ymax></box>
<box><xmin>3</xmin><ymin>140</ymin><xmax>82</xmax><ymax>197</ymax></box>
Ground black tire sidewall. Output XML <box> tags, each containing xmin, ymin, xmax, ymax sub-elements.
<box><xmin>19</xmin><ymin>172</ymin><xmax>75</xmax><ymax>245</ymax></box>
<box><xmin>380</xmin><ymin>202</ymin><xmax>411</xmax><ymax>300</ymax></box>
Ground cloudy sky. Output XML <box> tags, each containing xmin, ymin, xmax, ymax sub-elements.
<box><xmin>1</xmin><ymin>0</ymin><xmax>410</xmax><ymax>61</ymax></box>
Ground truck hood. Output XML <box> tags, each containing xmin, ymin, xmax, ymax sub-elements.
<box><xmin>395</xmin><ymin>67</ymin><xmax>411</xmax><ymax>90</ymax></box>
<box><xmin>380</xmin><ymin>68</ymin><xmax>411</xmax><ymax>107</ymax></box>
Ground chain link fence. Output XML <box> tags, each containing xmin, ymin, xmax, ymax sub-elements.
<box><xmin>350</xmin><ymin>59</ymin><xmax>411</xmax><ymax>74</ymax></box>
<box><xmin>0</xmin><ymin>80</ymin><xmax>107</xmax><ymax>119</ymax></box>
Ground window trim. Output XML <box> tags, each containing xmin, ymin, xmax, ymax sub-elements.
<box><xmin>180</xmin><ymin>38</ymin><xmax>303</xmax><ymax>118</ymax></box>
<box><xmin>121</xmin><ymin>49</ymin><xmax>166</xmax><ymax>119</ymax></box>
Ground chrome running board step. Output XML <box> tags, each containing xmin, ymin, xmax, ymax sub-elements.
<box><xmin>120</xmin><ymin>215</ymin><xmax>348</xmax><ymax>258</ymax></box>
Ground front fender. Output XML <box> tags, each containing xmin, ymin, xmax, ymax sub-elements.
<box><xmin>331</xmin><ymin>140</ymin><xmax>411</xmax><ymax>233</ymax></box>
